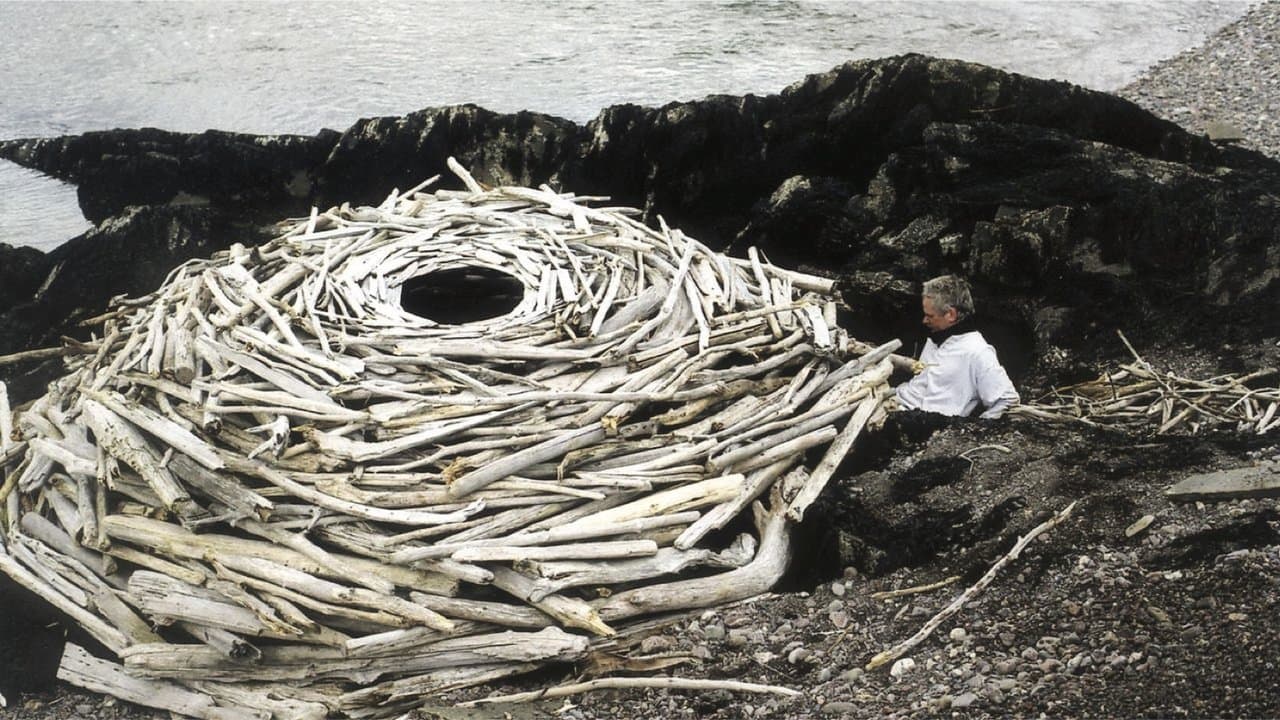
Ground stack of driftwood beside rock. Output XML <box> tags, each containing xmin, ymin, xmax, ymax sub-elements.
<box><xmin>0</xmin><ymin>160</ymin><xmax>898</xmax><ymax>719</ymax></box>
<box><xmin>1013</xmin><ymin>332</ymin><xmax>1279</xmax><ymax>435</ymax></box>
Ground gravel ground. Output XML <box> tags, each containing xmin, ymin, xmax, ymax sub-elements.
<box><xmin>1119</xmin><ymin>0</ymin><xmax>1280</xmax><ymax>159</ymax></box>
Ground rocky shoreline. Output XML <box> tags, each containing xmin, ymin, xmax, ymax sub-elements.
<box><xmin>3</xmin><ymin>4</ymin><xmax>1280</xmax><ymax>719</ymax></box>
<box><xmin>1120</xmin><ymin>0</ymin><xmax>1280</xmax><ymax>159</ymax></box>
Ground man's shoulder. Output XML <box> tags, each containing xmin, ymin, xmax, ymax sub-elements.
<box><xmin>942</xmin><ymin>330</ymin><xmax>992</xmax><ymax>352</ymax></box>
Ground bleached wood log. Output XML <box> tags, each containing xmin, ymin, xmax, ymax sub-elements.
<box><xmin>0</xmin><ymin>381</ymin><xmax>13</xmax><ymax>454</ymax></box>
<box><xmin>210</xmin><ymin>562</ymin><xmax>411</xmax><ymax>633</ymax></box>
<box><xmin>389</xmin><ymin>511</ymin><xmax>699</xmax><ymax>564</ymax></box>
<box><xmin>787</xmin><ymin>392</ymin><xmax>885</xmax><ymax>522</ymax></box>
<box><xmin>462</xmin><ymin>675</ymin><xmax>800</xmax><ymax>706</ymax></box>
<box><xmin>10</xmin><ymin>527</ymin><xmax>159</xmax><ymax>646</ymax></box>
<box><xmin>451</xmin><ymin>539</ymin><xmax>658</xmax><ymax>563</ymax></box>
<box><xmin>447</xmin><ymin>425</ymin><xmax>608</xmax><ymax>498</ymax></box>
<box><xmin>81</xmin><ymin>399</ymin><xmax>196</xmax><ymax>516</ymax></box>
<box><xmin>28</xmin><ymin>436</ymin><xmax>96</xmax><ymax>478</ymax></box>
<box><xmin>222</xmin><ymin>454</ymin><xmax>485</xmax><ymax>526</ymax></box>
<box><xmin>129</xmin><ymin>570</ymin><xmax>302</xmax><ymax>640</ymax></box>
<box><xmin>556</xmin><ymin>474</ymin><xmax>745</xmax><ymax>533</ymax></box>
<box><xmin>19</xmin><ymin>512</ymin><xmax>115</xmax><ymax>581</ymax></box>
<box><xmin>489</xmin><ymin>566</ymin><xmax>614</xmax><ymax>636</ymax></box>
<box><xmin>341</xmin><ymin>662</ymin><xmax>541</xmax><ymax>714</ymax></box>
<box><xmin>122</xmin><ymin>627</ymin><xmax>590</xmax><ymax>683</ymax></box>
<box><xmin>215</xmin><ymin>554</ymin><xmax>454</xmax><ymax>632</ymax></box>
<box><xmin>42</xmin><ymin>477</ymin><xmax>85</xmax><ymax>538</ymax></box>
<box><xmin>104</xmin><ymin>543</ymin><xmax>207</xmax><ymax>585</ymax></box>
<box><xmin>166</xmin><ymin>454</ymin><xmax>274</xmax><ymax>520</ymax></box>
<box><xmin>233</xmin><ymin>518</ymin><xmax>396</xmax><ymax>595</ymax></box>
<box><xmin>102</xmin><ymin>514</ymin><xmax>457</xmax><ymax>596</ymax></box>
<box><xmin>525</xmin><ymin>537</ymin><xmax>755</xmax><ymax>602</ymax></box>
<box><xmin>75</xmin><ymin>466</ymin><xmax>100</xmax><ymax>548</ymax></box>
<box><xmin>82</xmin><ymin>387</ymin><xmax>224</xmax><ymax>470</ymax></box>
<box><xmin>183</xmin><ymin>680</ymin><xmax>330</xmax><ymax>720</ymax></box>
<box><xmin>0</xmin><ymin>541</ymin><xmax>130</xmax><ymax>653</ymax></box>
<box><xmin>177</xmin><ymin>622</ymin><xmax>263</xmax><ymax>663</ymax></box>
<box><xmin>15</xmin><ymin>452</ymin><xmax>55</xmax><ymax>493</ymax></box>
<box><xmin>675</xmin><ymin>460</ymin><xmax>795</xmax><ymax>550</ymax></box>
<box><xmin>59</xmin><ymin>644</ymin><xmax>268</xmax><ymax>720</ymax></box>
<box><xmin>596</xmin><ymin>496</ymin><xmax>790</xmax><ymax>622</ymax></box>
<box><xmin>407</xmin><ymin>593</ymin><xmax>552</xmax><ymax>630</ymax></box>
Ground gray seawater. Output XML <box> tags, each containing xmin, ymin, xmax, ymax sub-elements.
<box><xmin>0</xmin><ymin>0</ymin><xmax>1254</xmax><ymax>252</ymax></box>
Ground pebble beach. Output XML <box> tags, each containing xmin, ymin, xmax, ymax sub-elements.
<box><xmin>1121</xmin><ymin>0</ymin><xmax>1280</xmax><ymax>159</ymax></box>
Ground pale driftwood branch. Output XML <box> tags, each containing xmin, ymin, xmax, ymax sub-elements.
<box><xmin>102</xmin><ymin>514</ymin><xmax>457</xmax><ymax>596</ymax></box>
<box><xmin>865</xmin><ymin>501</ymin><xmax>1077</xmax><ymax>671</ymax></box>
<box><xmin>80</xmin><ymin>399</ymin><xmax>196</xmax><ymax>516</ymax></box>
<box><xmin>0</xmin><ymin>345</ymin><xmax>75</xmax><ymax>367</ymax></box>
<box><xmin>0</xmin><ymin>542</ymin><xmax>130</xmax><ymax>654</ymax></box>
<box><xmin>460</xmin><ymin>675</ymin><xmax>800</xmax><ymax>706</ymax></box>
<box><xmin>489</xmin><ymin>566</ymin><xmax>614</xmax><ymax>636</ymax></box>
<box><xmin>869</xmin><ymin>575</ymin><xmax>962</xmax><ymax>600</ymax></box>
<box><xmin>787</xmin><ymin>389</ymin><xmax>886</xmax><ymax>522</ymax></box>
<box><xmin>59</xmin><ymin>644</ymin><xmax>268</xmax><ymax>720</ymax></box>
<box><xmin>0</xmin><ymin>381</ymin><xmax>12</xmax><ymax>455</ymax></box>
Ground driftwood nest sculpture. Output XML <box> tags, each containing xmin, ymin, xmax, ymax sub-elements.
<box><xmin>0</xmin><ymin>160</ymin><xmax>899</xmax><ymax>719</ymax></box>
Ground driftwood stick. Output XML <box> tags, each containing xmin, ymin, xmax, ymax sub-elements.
<box><xmin>82</xmin><ymin>387</ymin><xmax>224</xmax><ymax>470</ymax></box>
<box><xmin>215</xmin><ymin>554</ymin><xmax>455</xmax><ymax>632</ymax></box>
<box><xmin>59</xmin><ymin>644</ymin><xmax>268</xmax><ymax>720</ymax></box>
<box><xmin>451</xmin><ymin>539</ymin><xmax>658</xmax><ymax>563</ymax></box>
<box><xmin>0</xmin><ymin>542</ymin><xmax>130</xmax><ymax>653</ymax></box>
<box><xmin>675</xmin><ymin>460</ymin><xmax>794</xmax><ymax>550</ymax></box>
<box><xmin>787</xmin><ymin>390</ymin><xmax>885</xmax><ymax>522</ymax></box>
<box><xmin>526</xmin><ymin>539</ymin><xmax>754</xmax><ymax>602</ymax></box>
<box><xmin>489</xmin><ymin>566</ymin><xmax>615</xmax><ymax>636</ymax></box>
<box><xmin>869</xmin><ymin>575</ymin><xmax>963</xmax><ymax>600</ymax></box>
<box><xmin>865</xmin><ymin>501</ymin><xmax>1077</xmax><ymax>671</ymax></box>
<box><xmin>102</xmin><ymin>514</ymin><xmax>456</xmax><ymax>596</ymax></box>
<box><xmin>391</xmin><ymin>511</ymin><xmax>699</xmax><ymax>563</ymax></box>
<box><xmin>0</xmin><ymin>345</ymin><xmax>72</xmax><ymax>367</ymax></box>
<box><xmin>80</xmin><ymin>399</ymin><xmax>196</xmax><ymax>516</ymax></box>
<box><xmin>597</xmin><ymin>497</ymin><xmax>791</xmax><ymax>622</ymax></box>
<box><xmin>461</xmin><ymin>675</ymin><xmax>800</xmax><ymax>706</ymax></box>
<box><xmin>557</xmin><ymin>474</ymin><xmax>744</xmax><ymax>534</ymax></box>
<box><xmin>0</xmin><ymin>381</ymin><xmax>11</xmax><ymax>454</ymax></box>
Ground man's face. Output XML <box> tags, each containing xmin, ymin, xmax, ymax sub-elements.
<box><xmin>922</xmin><ymin>296</ymin><xmax>958</xmax><ymax>332</ymax></box>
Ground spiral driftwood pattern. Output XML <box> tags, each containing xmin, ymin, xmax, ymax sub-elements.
<box><xmin>0</xmin><ymin>160</ymin><xmax>897</xmax><ymax>719</ymax></box>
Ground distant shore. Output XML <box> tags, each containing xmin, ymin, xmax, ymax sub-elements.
<box><xmin>1122</xmin><ymin>0</ymin><xmax>1279</xmax><ymax>158</ymax></box>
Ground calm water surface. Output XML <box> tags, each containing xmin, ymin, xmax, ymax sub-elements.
<box><xmin>0</xmin><ymin>0</ymin><xmax>1254</xmax><ymax>251</ymax></box>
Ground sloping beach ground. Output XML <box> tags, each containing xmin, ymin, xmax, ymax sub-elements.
<box><xmin>3</xmin><ymin>4</ymin><xmax>1280</xmax><ymax>720</ymax></box>
<box><xmin>1122</xmin><ymin>0</ymin><xmax>1280</xmax><ymax>159</ymax></box>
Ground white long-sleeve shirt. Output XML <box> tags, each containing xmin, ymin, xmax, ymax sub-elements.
<box><xmin>894</xmin><ymin>330</ymin><xmax>1019</xmax><ymax>419</ymax></box>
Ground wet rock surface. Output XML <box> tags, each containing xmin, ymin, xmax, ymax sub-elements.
<box><xmin>4</xmin><ymin>29</ymin><xmax>1280</xmax><ymax>720</ymax></box>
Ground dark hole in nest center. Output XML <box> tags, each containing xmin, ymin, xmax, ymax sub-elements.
<box><xmin>400</xmin><ymin>267</ymin><xmax>525</xmax><ymax>324</ymax></box>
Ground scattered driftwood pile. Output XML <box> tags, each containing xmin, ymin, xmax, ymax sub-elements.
<box><xmin>1012</xmin><ymin>333</ymin><xmax>1280</xmax><ymax>435</ymax></box>
<box><xmin>0</xmin><ymin>160</ymin><xmax>898</xmax><ymax>719</ymax></box>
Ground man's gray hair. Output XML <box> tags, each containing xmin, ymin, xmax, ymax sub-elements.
<box><xmin>922</xmin><ymin>275</ymin><xmax>974</xmax><ymax>319</ymax></box>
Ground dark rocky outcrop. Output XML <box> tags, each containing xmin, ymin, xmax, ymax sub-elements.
<box><xmin>0</xmin><ymin>128</ymin><xmax>336</xmax><ymax>225</ymax></box>
<box><xmin>4</xmin><ymin>54</ymin><xmax>1280</xmax><ymax>400</ymax></box>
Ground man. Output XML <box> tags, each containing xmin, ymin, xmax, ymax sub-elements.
<box><xmin>894</xmin><ymin>275</ymin><xmax>1019</xmax><ymax>419</ymax></box>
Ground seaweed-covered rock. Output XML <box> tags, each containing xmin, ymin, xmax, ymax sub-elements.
<box><xmin>0</xmin><ymin>242</ymin><xmax>45</xmax><ymax>314</ymax></box>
